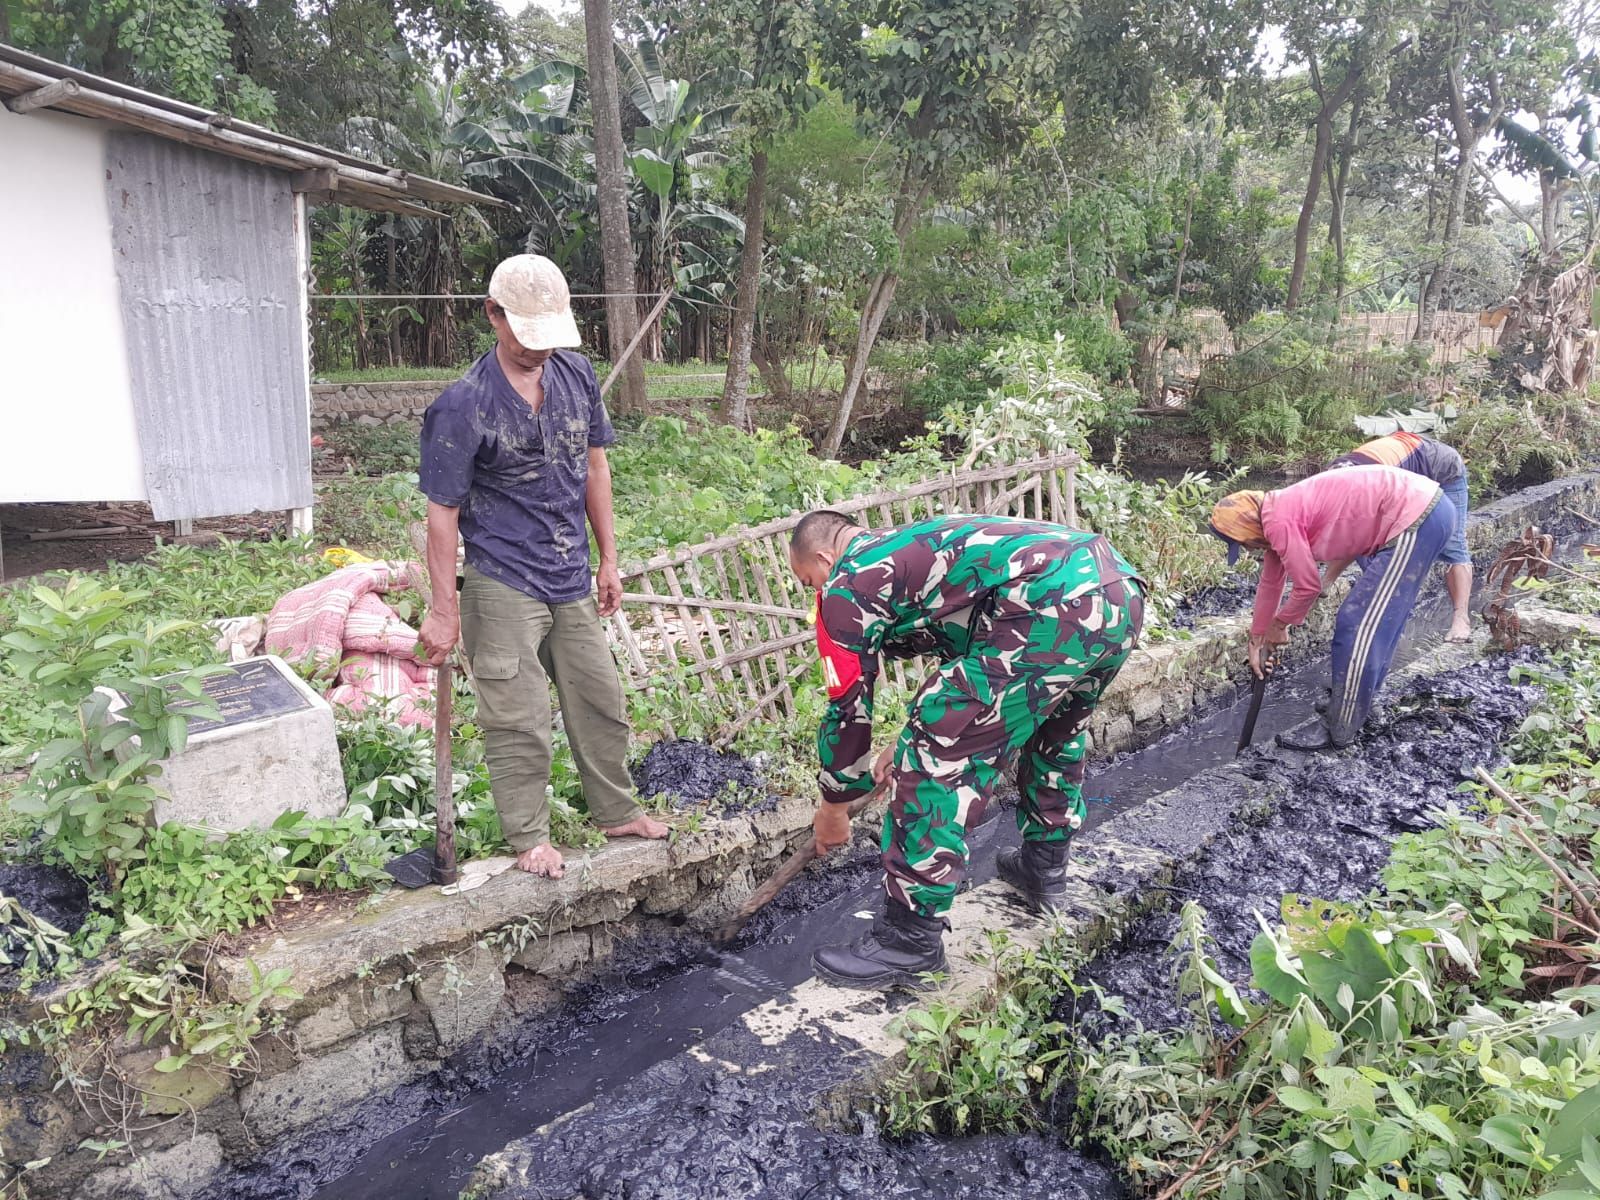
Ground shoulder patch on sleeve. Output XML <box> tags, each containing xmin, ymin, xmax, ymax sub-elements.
<box><xmin>814</xmin><ymin>592</ymin><xmax>863</xmax><ymax>699</ymax></box>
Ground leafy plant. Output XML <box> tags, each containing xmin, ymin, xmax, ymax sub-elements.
<box><xmin>881</xmin><ymin>930</ymin><xmax>1078</xmax><ymax>1135</ymax></box>
<box><xmin>1</xmin><ymin>578</ymin><xmax>222</xmax><ymax>880</ymax></box>
<box><xmin>116</xmin><ymin>825</ymin><xmax>292</xmax><ymax>934</ymax></box>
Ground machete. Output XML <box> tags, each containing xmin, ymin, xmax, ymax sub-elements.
<box><xmin>1235</xmin><ymin>644</ymin><xmax>1280</xmax><ymax>757</ymax></box>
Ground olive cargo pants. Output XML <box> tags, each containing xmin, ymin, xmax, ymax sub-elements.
<box><xmin>459</xmin><ymin>567</ymin><xmax>642</xmax><ymax>850</ymax></box>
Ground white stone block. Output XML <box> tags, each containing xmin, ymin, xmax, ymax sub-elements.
<box><xmin>100</xmin><ymin>655</ymin><xmax>346</xmax><ymax>832</ymax></box>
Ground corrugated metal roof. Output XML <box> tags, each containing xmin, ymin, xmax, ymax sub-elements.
<box><xmin>107</xmin><ymin>132</ymin><xmax>315</xmax><ymax>521</ymax></box>
<box><xmin>0</xmin><ymin>43</ymin><xmax>501</xmax><ymax>216</ymax></box>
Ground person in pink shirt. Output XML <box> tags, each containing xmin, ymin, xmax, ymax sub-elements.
<box><xmin>1208</xmin><ymin>464</ymin><xmax>1456</xmax><ymax>751</ymax></box>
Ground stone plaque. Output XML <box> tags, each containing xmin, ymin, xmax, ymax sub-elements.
<box><xmin>97</xmin><ymin>654</ymin><xmax>347</xmax><ymax>831</ymax></box>
<box><xmin>179</xmin><ymin>658</ymin><xmax>312</xmax><ymax>735</ymax></box>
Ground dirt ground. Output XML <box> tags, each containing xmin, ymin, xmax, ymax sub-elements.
<box><xmin>0</xmin><ymin>501</ymin><xmax>285</xmax><ymax>584</ymax></box>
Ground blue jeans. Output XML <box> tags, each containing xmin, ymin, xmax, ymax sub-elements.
<box><xmin>1327</xmin><ymin>496</ymin><xmax>1456</xmax><ymax>744</ymax></box>
<box><xmin>1437</xmin><ymin>474</ymin><xmax>1471</xmax><ymax>565</ymax></box>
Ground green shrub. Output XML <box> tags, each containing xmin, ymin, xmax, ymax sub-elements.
<box><xmin>0</xmin><ymin>578</ymin><xmax>223</xmax><ymax>880</ymax></box>
<box><xmin>1449</xmin><ymin>389</ymin><xmax>1600</xmax><ymax>499</ymax></box>
<box><xmin>877</xmin><ymin>643</ymin><xmax>1600</xmax><ymax>1200</ymax></box>
<box><xmin>117</xmin><ymin>825</ymin><xmax>292</xmax><ymax>933</ymax></box>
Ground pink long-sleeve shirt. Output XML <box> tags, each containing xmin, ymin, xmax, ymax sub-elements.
<box><xmin>1250</xmin><ymin>464</ymin><xmax>1441</xmax><ymax>637</ymax></box>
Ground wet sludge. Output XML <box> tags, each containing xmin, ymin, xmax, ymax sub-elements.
<box><xmin>1074</xmin><ymin>650</ymin><xmax>1542</xmax><ymax>1035</ymax></box>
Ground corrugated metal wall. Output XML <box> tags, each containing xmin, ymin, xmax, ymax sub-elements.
<box><xmin>105</xmin><ymin>132</ymin><xmax>313</xmax><ymax>521</ymax></box>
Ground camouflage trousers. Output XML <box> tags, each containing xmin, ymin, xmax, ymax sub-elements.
<box><xmin>881</xmin><ymin>578</ymin><xmax>1145</xmax><ymax>917</ymax></box>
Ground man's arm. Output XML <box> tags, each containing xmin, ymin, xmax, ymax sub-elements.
<box><xmin>419</xmin><ymin>500</ymin><xmax>461</xmax><ymax>666</ymax></box>
<box><xmin>586</xmin><ymin>446</ymin><xmax>623</xmax><ymax>617</ymax></box>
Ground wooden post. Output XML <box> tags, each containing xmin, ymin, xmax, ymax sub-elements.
<box><xmin>599</xmin><ymin>290</ymin><xmax>674</xmax><ymax>401</ymax></box>
<box><xmin>287</xmin><ymin>508</ymin><xmax>314</xmax><ymax>536</ymax></box>
<box><xmin>173</xmin><ymin>518</ymin><xmax>194</xmax><ymax>537</ymax></box>
<box><xmin>430</xmin><ymin>660</ymin><xmax>459</xmax><ymax>886</ymax></box>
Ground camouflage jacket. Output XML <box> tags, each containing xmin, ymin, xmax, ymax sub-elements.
<box><xmin>814</xmin><ymin>516</ymin><xmax>1139</xmax><ymax>803</ymax></box>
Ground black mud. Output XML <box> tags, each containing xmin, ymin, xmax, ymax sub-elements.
<box><xmin>1073</xmin><ymin>651</ymin><xmax>1542</xmax><ymax>1035</ymax></box>
<box><xmin>633</xmin><ymin>739</ymin><xmax>774</xmax><ymax>813</ymax></box>
<box><xmin>1167</xmin><ymin>574</ymin><xmax>1257</xmax><ymax>629</ymax></box>
<box><xmin>487</xmin><ymin>1023</ymin><xmax>1123</xmax><ymax>1200</ymax></box>
<box><xmin>0</xmin><ymin>862</ymin><xmax>90</xmax><ymax>933</ymax></box>
<box><xmin>211</xmin><ymin>833</ymin><xmax>888</xmax><ymax>1200</ymax></box>
<box><xmin>1</xmin><ymin>863</ymin><xmax>91</xmax><ymax>988</ymax></box>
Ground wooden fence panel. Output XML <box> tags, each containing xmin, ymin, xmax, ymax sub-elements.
<box><xmin>608</xmin><ymin>453</ymin><xmax>1081</xmax><ymax>744</ymax></box>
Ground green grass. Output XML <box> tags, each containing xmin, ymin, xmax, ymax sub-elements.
<box><xmin>316</xmin><ymin>364</ymin><xmax>469</xmax><ymax>385</ymax></box>
<box><xmin>315</xmin><ymin>352</ymin><xmax>847</xmax><ymax>398</ymax></box>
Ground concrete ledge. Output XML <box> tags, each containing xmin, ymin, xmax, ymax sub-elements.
<box><xmin>1513</xmin><ymin>601</ymin><xmax>1600</xmax><ymax>646</ymax></box>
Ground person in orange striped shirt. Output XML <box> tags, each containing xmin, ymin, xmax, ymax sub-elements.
<box><xmin>1325</xmin><ymin>432</ymin><xmax>1472</xmax><ymax>642</ymax></box>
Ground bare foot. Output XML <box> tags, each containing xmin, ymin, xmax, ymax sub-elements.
<box><xmin>1446</xmin><ymin>617</ymin><xmax>1473</xmax><ymax>643</ymax></box>
<box><xmin>602</xmin><ymin>812</ymin><xmax>670</xmax><ymax>840</ymax></box>
<box><xmin>514</xmin><ymin>844</ymin><xmax>566</xmax><ymax>878</ymax></box>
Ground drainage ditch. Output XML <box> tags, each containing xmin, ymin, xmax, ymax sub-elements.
<box><xmin>195</xmin><ymin>567</ymin><xmax>1521</xmax><ymax>1200</ymax></box>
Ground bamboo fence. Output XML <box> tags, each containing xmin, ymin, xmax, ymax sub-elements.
<box><xmin>607</xmin><ymin>452</ymin><xmax>1081</xmax><ymax>744</ymax></box>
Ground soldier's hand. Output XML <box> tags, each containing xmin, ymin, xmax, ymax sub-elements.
<box><xmin>813</xmin><ymin>802</ymin><xmax>851</xmax><ymax>854</ymax></box>
<box><xmin>871</xmin><ymin>744</ymin><xmax>895</xmax><ymax>785</ymax></box>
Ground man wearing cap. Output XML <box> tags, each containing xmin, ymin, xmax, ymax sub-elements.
<box><xmin>1209</xmin><ymin>465</ymin><xmax>1455</xmax><ymax>752</ymax></box>
<box><xmin>1325</xmin><ymin>432</ymin><xmax>1473</xmax><ymax>643</ymax></box>
<box><xmin>417</xmin><ymin>255</ymin><xmax>667</xmax><ymax>877</ymax></box>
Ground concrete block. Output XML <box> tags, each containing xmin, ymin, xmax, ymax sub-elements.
<box><xmin>1130</xmin><ymin>689</ymin><xmax>1164</xmax><ymax>725</ymax></box>
<box><xmin>76</xmin><ymin>1133</ymin><xmax>224</xmax><ymax>1200</ymax></box>
<box><xmin>1515</xmin><ymin>603</ymin><xmax>1600</xmax><ymax>646</ymax></box>
<box><xmin>416</xmin><ymin>949</ymin><xmax>506</xmax><ymax>1054</ymax></box>
<box><xmin>510</xmin><ymin>930</ymin><xmax>591</xmax><ymax>976</ymax></box>
<box><xmin>115</xmin><ymin>1050</ymin><xmax>231</xmax><ymax>1116</ymax></box>
<box><xmin>1104</xmin><ymin>714</ymin><xmax>1135</xmax><ymax>753</ymax></box>
<box><xmin>101</xmin><ymin>655</ymin><xmax>346</xmax><ymax>832</ymax></box>
<box><xmin>293</xmin><ymin>994</ymin><xmax>359</xmax><ymax>1054</ymax></box>
<box><xmin>239</xmin><ymin>1024</ymin><xmax>411</xmax><ymax>1141</ymax></box>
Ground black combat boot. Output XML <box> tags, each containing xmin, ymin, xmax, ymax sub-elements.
<box><xmin>811</xmin><ymin>902</ymin><xmax>948</xmax><ymax>990</ymax></box>
<box><xmin>997</xmin><ymin>839</ymin><xmax>1069</xmax><ymax>914</ymax></box>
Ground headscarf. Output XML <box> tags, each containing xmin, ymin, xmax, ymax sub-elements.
<box><xmin>1208</xmin><ymin>490</ymin><xmax>1265</xmax><ymax>565</ymax></box>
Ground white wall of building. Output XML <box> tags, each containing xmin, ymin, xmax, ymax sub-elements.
<box><xmin>0</xmin><ymin>106</ymin><xmax>146</xmax><ymax>502</ymax></box>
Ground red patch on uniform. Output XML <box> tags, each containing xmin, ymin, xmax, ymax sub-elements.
<box><xmin>814</xmin><ymin>593</ymin><xmax>862</xmax><ymax>699</ymax></box>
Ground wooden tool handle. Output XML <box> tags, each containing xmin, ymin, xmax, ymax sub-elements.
<box><xmin>728</xmin><ymin>779</ymin><xmax>891</xmax><ymax>924</ymax></box>
<box><xmin>430</xmin><ymin>660</ymin><xmax>459</xmax><ymax>886</ymax></box>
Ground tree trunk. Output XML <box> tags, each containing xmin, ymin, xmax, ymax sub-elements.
<box><xmin>1287</xmin><ymin>57</ymin><xmax>1364</xmax><ymax>310</ymax></box>
<box><xmin>1136</xmin><ymin>334</ymin><xmax>1169</xmax><ymax>405</ymax></box>
<box><xmin>1415</xmin><ymin>149</ymin><xmax>1473</xmax><ymax>340</ymax></box>
<box><xmin>1418</xmin><ymin>60</ymin><xmax>1496</xmax><ymax>342</ymax></box>
<box><xmin>822</xmin><ymin>172</ymin><xmax>934</xmax><ymax>459</ymax></box>
<box><xmin>719</xmin><ymin>148</ymin><xmax>767</xmax><ymax>430</ymax></box>
<box><xmin>1329</xmin><ymin>88</ymin><xmax>1365</xmax><ymax>307</ymax></box>
<box><xmin>583</xmin><ymin>0</ymin><xmax>648</xmax><ymax>414</ymax></box>
<box><xmin>385</xmin><ymin>227</ymin><xmax>401</xmax><ymax>367</ymax></box>
<box><xmin>751</xmin><ymin>335</ymin><xmax>792</xmax><ymax>406</ymax></box>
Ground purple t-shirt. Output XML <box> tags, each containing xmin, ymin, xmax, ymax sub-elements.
<box><xmin>420</xmin><ymin>349</ymin><xmax>616</xmax><ymax>604</ymax></box>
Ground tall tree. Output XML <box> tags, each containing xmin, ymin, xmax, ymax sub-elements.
<box><xmin>583</xmin><ymin>0</ymin><xmax>650</xmax><ymax>414</ymax></box>
<box><xmin>814</xmin><ymin>0</ymin><xmax>1264</xmax><ymax>459</ymax></box>
<box><xmin>651</xmin><ymin>0</ymin><xmax>819</xmax><ymax>424</ymax></box>
<box><xmin>1399</xmin><ymin>0</ymin><xmax>1568</xmax><ymax>339</ymax></box>
<box><xmin>1281</xmin><ymin>1</ymin><xmax>1400</xmax><ymax>309</ymax></box>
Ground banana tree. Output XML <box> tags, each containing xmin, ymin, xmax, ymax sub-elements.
<box><xmin>616</xmin><ymin>37</ymin><xmax>747</xmax><ymax>358</ymax></box>
<box><xmin>449</xmin><ymin>60</ymin><xmax>594</xmax><ymax>266</ymax></box>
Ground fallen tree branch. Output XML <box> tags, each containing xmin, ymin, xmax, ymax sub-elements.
<box><xmin>1155</xmin><ymin>1094</ymin><xmax>1277</xmax><ymax>1200</ymax></box>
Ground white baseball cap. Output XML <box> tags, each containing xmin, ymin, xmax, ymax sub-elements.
<box><xmin>487</xmin><ymin>254</ymin><xmax>582</xmax><ymax>350</ymax></box>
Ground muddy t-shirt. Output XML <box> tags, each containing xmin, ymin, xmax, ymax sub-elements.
<box><xmin>420</xmin><ymin>349</ymin><xmax>615</xmax><ymax>604</ymax></box>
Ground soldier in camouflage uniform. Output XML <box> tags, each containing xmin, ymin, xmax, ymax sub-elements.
<box><xmin>789</xmin><ymin>510</ymin><xmax>1145</xmax><ymax>989</ymax></box>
